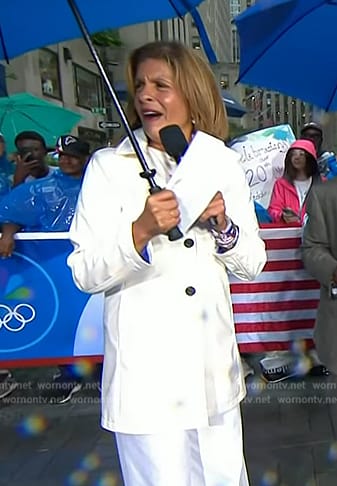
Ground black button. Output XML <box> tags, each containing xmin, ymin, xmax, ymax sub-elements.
<box><xmin>185</xmin><ymin>286</ymin><xmax>196</xmax><ymax>296</ymax></box>
<box><xmin>184</xmin><ymin>238</ymin><xmax>194</xmax><ymax>248</ymax></box>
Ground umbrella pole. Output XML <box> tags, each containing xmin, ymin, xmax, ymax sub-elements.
<box><xmin>67</xmin><ymin>0</ymin><xmax>182</xmax><ymax>241</ymax></box>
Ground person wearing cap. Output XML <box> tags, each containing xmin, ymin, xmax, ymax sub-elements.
<box><xmin>300</xmin><ymin>122</ymin><xmax>337</xmax><ymax>179</ymax></box>
<box><xmin>268</xmin><ymin>139</ymin><xmax>321</xmax><ymax>224</ymax></box>
<box><xmin>0</xmin><ymin>135</ymin><xmax>89</xmax><ymax>256</ymax></box>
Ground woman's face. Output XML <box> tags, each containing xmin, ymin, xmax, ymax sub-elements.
<box><xmin>134</xmin><ymin>58</ymin><xmax>193</xmax><ymax>151</ymax></box>
<box><xmin>290</xmin><ymin>149</ymin><xmax>307</xmax><ymax>172</ymax></box>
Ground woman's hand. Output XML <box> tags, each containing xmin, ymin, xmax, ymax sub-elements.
<box><xmin>282</xmin><ymin>208</ymin><xmax>300</xmax><ymax>224</ymax></box>
<box><xmin>132</xmin><ymin>190</ymin><xmax>180</xmax><ymax>252</ymax></box>
<box><xmin>199</xmin><ymin>191</ymin><xmax>228</xmax><ymax>230</ymax></box>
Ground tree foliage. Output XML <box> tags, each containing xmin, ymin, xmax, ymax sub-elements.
<box><xmin>91</xmin><ymin>29</ymin><xmax>123</xmax><ymax>47</ymax></box>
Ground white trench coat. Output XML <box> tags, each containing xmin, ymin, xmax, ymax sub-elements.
<box><xmin>68</xmin><ymin>129</ymin><xmax>266</xmax><ymax>434</ymax></box>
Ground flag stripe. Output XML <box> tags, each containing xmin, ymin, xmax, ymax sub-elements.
<box><xmin>232</xmin><ymin>289</ymin><xmax>319</xmax><ymax>303</ymax></box>
<box><xmin>235</xmin><ymin>319</ymin><xmax>315</xmax><ymax>333</ymax></box>
<box><xmin>264</xmin><ymin>237</ymin><xmax>301</xmax><ymax>250</ymax></box>
<box><xmin>232</xmin><ymin>227</ymin><xmax>318</xmax><ymax>352</ymax></box>
<box><xmin>231</xmin><ymin>280</ymin><xmax>319</xmax><ymax>293</ymax></box>
<box><xmin>263</xmin><ymin>260</ymin><xmax>304</xmax><ymax>271</ymax></box>
<box><xmin>239</xmin><ymin>340</ymin><xmax>314</xmax><ymax>353</ymax></box>
<box><xmin>234</xmin><ymin>308</ymin><xmax>317</xmax><ymax>323</ymax></box>
<box><xmin>236</xmin><ymin>328</ymin><xmax>314</xmax><ymax>343</ymax></box>
<box><xmin>233</xmin><ymin>299</ymin><xmax>318</xmax><ymax>313</ymax></box>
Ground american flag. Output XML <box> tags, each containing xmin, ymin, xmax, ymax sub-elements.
<box><xmin>230</xmin><ymin>226</ymin><xmax>320</xmax><ymax>353</ymax></box>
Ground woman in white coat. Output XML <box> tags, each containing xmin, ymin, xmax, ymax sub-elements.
<box><xmin>67</xmin><ymin>41</ymin><xmax>266</xmax><ymax>486</ymax></box>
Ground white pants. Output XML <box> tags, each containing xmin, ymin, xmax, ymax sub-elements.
<box><xmin>115</xmin><ymin>405</ymin><xmax>249</xmax><ymax>486</ymax></box>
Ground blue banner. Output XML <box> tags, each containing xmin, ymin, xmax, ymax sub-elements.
<box><xmin>0</xmin><ymin>234</ymin><xmax>103</xmax><ymax>365</ymax></box>
<box><xmin>0</xmin><ymin>230</ymin><xmax>318</xmax><ymax>365</ymax></box>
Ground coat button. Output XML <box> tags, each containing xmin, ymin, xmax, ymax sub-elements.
<box><xmin>184</xmin><ymin>238</ymin><xmax>194</xmax><ymax>248</ymax></box>
<box><xmin>185</xmin><ymin>286</ymin><xmax>196</xmax><ymax>296</ymax></box>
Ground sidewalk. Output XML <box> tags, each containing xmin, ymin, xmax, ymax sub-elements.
<box><xmin>1</xmin><ymin>366</ymin><xmax>337</xmax><ymax>485</ymax></box>
<box><xmin>243</xmin><ymin>374</ymin><xmax>337</xmax><ymax>486</ymax></box>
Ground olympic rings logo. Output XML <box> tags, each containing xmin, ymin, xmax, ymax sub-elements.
<box><xmin>0</xmin><ymin>304</ymin><xmax>36</xmax><ymax>332</ymax></box>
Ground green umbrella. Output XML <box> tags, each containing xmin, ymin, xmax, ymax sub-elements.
<box><xmin>0</xmin><ymin>92</ymin><xmax>83</xmax><ymax>153</ymax></box>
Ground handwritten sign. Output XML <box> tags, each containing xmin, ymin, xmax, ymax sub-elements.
<box><xmin>229</xmin><ymin>124</ymin><xmax>296</xmax><ymax>208</ymax></box>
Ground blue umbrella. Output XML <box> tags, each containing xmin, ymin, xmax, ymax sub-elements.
<box><xmin>221</xmin><ymin>90</ymin><xmax>247</xmax><ymax>118</ymax></box>
<box><xmin>234</xmin><ymin>0</ymin><xmax>337</xmax><ymax>111</ymax></box>
<box><xmin>0</xmin><ymin>0</ymin><xmax>206</xmax><ymax>61</ymax></box>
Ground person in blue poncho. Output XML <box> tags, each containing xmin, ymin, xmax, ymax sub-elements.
<box><xmin>0</xmin><ymin>134</ymin><xmax>96</xmax><ymax>403</ymax></box>
<box><xmin>0</xmin><ymin>133</ymin><xmax>15</xmax><ymax>198</ymax></box>
<box><xmin>13</xmin><ymin>130</ymin><xmax>57</xmax><ymax>186</ymax></box>
<box><xmin>0</xmin><ymin>135</ymin><xmax>90</xmax><ymax>256</ymax></box>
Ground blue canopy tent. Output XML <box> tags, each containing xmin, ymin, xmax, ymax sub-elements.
<box><xmin>221</xmin><ymin>90</ymin><xmax>247</xmax><ymax>118</ymax></box>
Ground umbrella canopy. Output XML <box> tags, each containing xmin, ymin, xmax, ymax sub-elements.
<box><xmin>0</xmin><ymin>93</ymin><xmax>82</xmax><ymax>153</ymax></box>
<box><xmin>0</xmin><ymin>0</ymin><xmax>205</xmax><ymax>61</ymax></box>
<box><xmin>221</xmin><ymin>90</ymin><xmax>247</xmax><ymax>118</ymax></box>
<box><xmin>234</xmin><ymin>0</ymin><xmax>337</xmax><ymax>111</ymax></box>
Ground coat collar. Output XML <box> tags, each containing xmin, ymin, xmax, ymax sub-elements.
<box><xmin>115</xmin><ymin>128</ymin><xmax>148</xmax><ymax>156</ymax></box>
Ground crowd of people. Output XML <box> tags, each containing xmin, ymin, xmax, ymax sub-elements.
<box><xmin>1</xmin><ymin>39</ymin><xmax>337</xmax><ymax>486</ymax></box>
<box><xmin>0</xmin><ymin>130</ymin><xmax>102</xmax><ymax>403</ymax></box>
<box><xmin>241</xmin><ymin>121</ymin><xmax>337</xmax><ymax>383</ymax></box>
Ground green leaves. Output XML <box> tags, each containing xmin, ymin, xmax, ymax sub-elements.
<box><xmin>91</xmin><ymin>29</ymin><xmax>122</xmax><ymax>47</ymax></box>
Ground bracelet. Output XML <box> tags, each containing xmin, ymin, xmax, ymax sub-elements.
<box><xmin>211</xmin><ymin>220</ymin><xmax>239</xmax><ymax>253</ymax></box>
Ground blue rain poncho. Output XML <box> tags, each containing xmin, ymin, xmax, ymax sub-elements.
<box><xmin>0</xmin><ymin>154</ymin><xmax>14</xmax><ymax>197</ymax></box>
<box><xmin>0</xmin><ymin>170</ymin><xmax>82</xmax><ymax>231</ymax></box>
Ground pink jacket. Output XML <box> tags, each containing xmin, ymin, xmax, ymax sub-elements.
<box><xmin>268</xmin><ymin>177</ymin><xmax>308</xmax><ymax>224</ymax></box>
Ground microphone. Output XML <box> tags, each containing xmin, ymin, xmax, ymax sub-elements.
<box><xmin>159</xmin><ymin>124</ymin><xmax>188</xmax><ymax>161</ymax></box>
<box><xmin>159</xmin><ymin>125</ymin><xmax>218</xmax><ymax>227</ymax></box>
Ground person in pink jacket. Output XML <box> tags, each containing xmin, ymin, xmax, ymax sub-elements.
<box><xmin>268</xmin><ymin>139</ymin><xmax>320</xmax><ymax>224</ymax></box>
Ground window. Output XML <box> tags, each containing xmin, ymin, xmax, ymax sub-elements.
<box><xmin>73</xmin><ymin>64</ymin><xmax>104</xmax><ymax>110</ymax></box>
<box><xmin>301</xmin><ymin>101</ymin><xmax>306</xmax><ymax>121</ymax></box>
<box><xmin>39</xmin><ymin>49</ymin><xmax>62</xmax><ymax>99</ymax></box>
<box><xmin>291</xmin><ymin>99</ymin><xmax>298</xmax><ymax>134</ymax></box>
<box><xmin>220</xmin><ymin>74</ymin><xmax>229</xmax><ymax>90</ymax></box>
<box><xmin>231</xmin><ymin>29</ymin><xmax>240</xmax><ymax>63</ymax></box>
<box><xmin>154</xmin><ymin>21</ymin><xmax>160</xmax><ymax>40</ymax></box>
<box><xmin>283</xmin><ymin>95</ymin><xmax>289</xmax><ymax>123</ymax></box>
<box><xmin>78</xmin><ymin>126</ymin><xmax>107</xmax><ymax>151</ymax></box>
<box><xmin>230</xmin><ymin>0</ymin><xmax>241</xmax><ymax>18</ymax></box>
<box><xmin>171</xmin><ymin>19</ymin><xmax>176</xmax><ymax>39</ymax></box>
<box><xmin>192</xmin><ymin>35</ymin><xmax>201</xmax><ymax>50</ymax></box>
<box><xmin>275</xmin><ymin>94</ymin><xmax>280</xmax><ymax>124</ymax></box>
